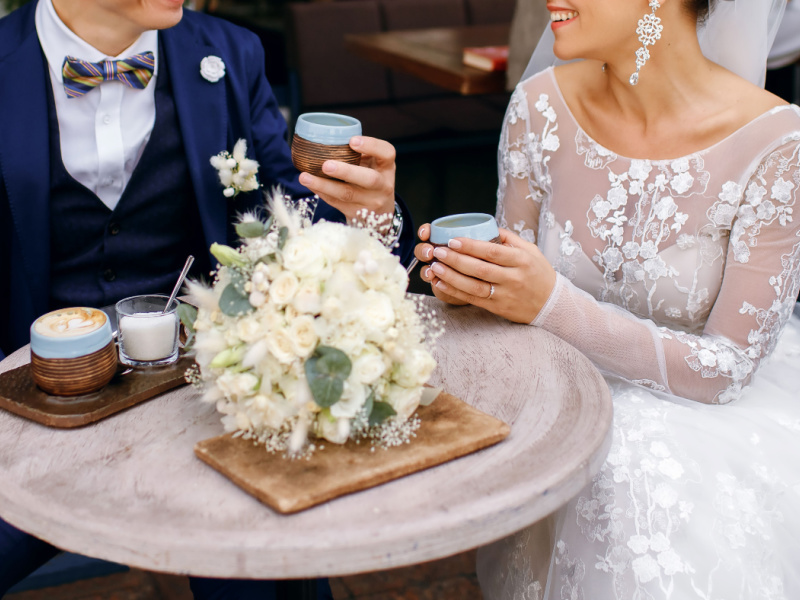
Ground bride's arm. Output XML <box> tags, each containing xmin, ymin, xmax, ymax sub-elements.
<box><xmin>531</xmin><ymin>138</ymin><xmax>800</xmax><ymax>403</ymax></box>
<box><xmin>496</xmin><ymin>86</ymin><xmax>547</xmax><ymax>242</ymax></box>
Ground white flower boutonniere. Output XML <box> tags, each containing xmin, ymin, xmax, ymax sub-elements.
<box><xmin>210</xmin><ymin>139</ymin><xmax>260</xmax><ymax>198</ymax></box>
<box><xmin>200</xmin><ymin>56</ymin><xmax>226</xmax><ymax>83</ymax></box>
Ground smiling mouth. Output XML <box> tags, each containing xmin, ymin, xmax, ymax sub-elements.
<box><xmin>550</xmin><ymin>10</ymin><xmax>578</xmax><ymax>23</ymax></box>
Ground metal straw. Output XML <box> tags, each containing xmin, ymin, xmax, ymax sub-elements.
<box><xmin>164</xmin><ymin>255</ymin><xmax>195</xmax><ymax>313</ymax></box>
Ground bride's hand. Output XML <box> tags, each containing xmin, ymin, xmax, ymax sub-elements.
<box><xmin>414</xmin><ymin>224</ymin><xmax>468</xmax><ymax>306</ymax></box>
<box><xmin>419</xmin><ymin>227</ymin><xmax>557</xmax><ymax>323</ymax></box>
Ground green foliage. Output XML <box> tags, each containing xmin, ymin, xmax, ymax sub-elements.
<box><xmin>368</xmin><ymin>400</ymin><xmax>397</xmax><ymax>426</ymax></box>
<box><xmin>3</xmin><ymin>0</ymin><xmax>32</xmax><ymax>12</ymax></box>
<box><xmin>235</xmin><ymin>220</ymin><xmax>267</xmax><ymax>239</ymax></box>
<box><xmin>305</xmin><ymin>346</ymin><xmax>352</xmax><ymax>408</ymax></box>
<box><xmin>218</xmin><ymin>271</ymin><xmax>254</xmax><ymax>317</ymax></box>
<box><xmin>177</xmin><ymin>303</ymin><xmax>198</xmax><ymax>348</ymax></box>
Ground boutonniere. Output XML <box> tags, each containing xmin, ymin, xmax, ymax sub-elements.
<box><xmin>200</xmin><ymin>56</ymin><xmax>226</xmax><ymax>83</ymax></box>
<box><xmin>210</xmin><ymin>139</ymin><xmax>260</xmax><ymax>197</ymax></box>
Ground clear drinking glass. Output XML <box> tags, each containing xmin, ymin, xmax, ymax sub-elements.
<box><xmin>116</xmin><ymin>295</ymin><xmax>179</xmax><ymax>367</ymax></box>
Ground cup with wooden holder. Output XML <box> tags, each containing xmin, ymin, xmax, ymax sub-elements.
<box><xmin>291</xmin><ymin>112</ymin><xmax>362</xmax><ymax>179</ymax></box>
<box><xmin>0</xmin><ymin>306</ymin><xmax>192</xmax><ymax>428</ymax></box>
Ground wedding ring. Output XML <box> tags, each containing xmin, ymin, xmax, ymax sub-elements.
<box><xmin>487</xmin><ymin>284</ymin><xmax>495</xmax><ymax>300</ymax></box>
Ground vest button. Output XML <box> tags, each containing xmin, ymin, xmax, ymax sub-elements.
<box><xmin>103</xmin><ymin>268</ymin><xmax>116</xmax><ymax>282</ymax></box>
<box><xmin>109</xmin><ymin>223</ymin><xmax>121</xmax><ymax>236</ymax></box>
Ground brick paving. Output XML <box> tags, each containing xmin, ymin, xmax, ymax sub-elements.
<box><xmin>5</xmin><ymin>551</ymin><xmax>482</xmax><ymax>600</ymax></box>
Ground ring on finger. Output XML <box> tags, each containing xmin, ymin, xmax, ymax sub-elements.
<box><xmin>487</xmin><ymin>284</ymin><xmax>495</xmax><ymax>300</ymax></box>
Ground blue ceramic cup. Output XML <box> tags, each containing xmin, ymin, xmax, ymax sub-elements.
<box><xmin>30</xmin><ymin>307</ymin><xmax>118</xmax><ymax>396</ymax></box>
<box><xmin>430</xmin><ymin>213</ymin><xmax>501</xmax><ymax>246</ymax></box>
<box><xmin>30</xmin><ymin>307</ymin><xmax>113</xmax><ymax>359</ymax></box>
<box><xmin>294</xmin><ymin>113</ymin><xmax>362</xmax><ymax>145</ymax></box>
<box><xmin>292</xmin><ymin>113</ymin><xmax>363</xmax><ymax>179</ymax></box>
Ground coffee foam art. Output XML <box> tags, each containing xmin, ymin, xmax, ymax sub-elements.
<box><xmin>34</xmin><ymin>307</ymin><xmax>107</xmax><ymax>338</ymax></box>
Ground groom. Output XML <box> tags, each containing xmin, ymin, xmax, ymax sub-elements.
<box><xmin>0</xmin><ymin>0</ymin><xmax>414</xmax><ymax>596</ymax></box>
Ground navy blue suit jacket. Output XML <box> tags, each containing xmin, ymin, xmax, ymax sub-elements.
<box><xmin>0</xmin><ymin>3</ymin><xmax>413</xmax><ymax>359</ymax></box>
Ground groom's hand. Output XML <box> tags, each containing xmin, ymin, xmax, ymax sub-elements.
<box><xmin>299</xmin><ymin>136</ymin><xmax>396</xmax><ymax>224</ymax></box>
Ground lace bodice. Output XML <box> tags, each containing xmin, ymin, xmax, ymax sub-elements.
<box><xmin>497</xmin><ymin>68</ymin><xmax>800</xmax><ymax>404</ymax></box>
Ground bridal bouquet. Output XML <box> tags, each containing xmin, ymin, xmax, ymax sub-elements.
<box><xmin>185</xmin><ymin>190</ymin><xmax>440</xmax><ymax>456</ymax></box>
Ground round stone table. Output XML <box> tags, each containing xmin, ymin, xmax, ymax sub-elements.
<box><xmin>0</xmin><ymin>298</ymin><xmax>612</xmax><ymax>578</ymax></box>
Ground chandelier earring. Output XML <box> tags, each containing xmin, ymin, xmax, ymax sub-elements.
<box><xmin>630</xmin><ymin>0</ymin><xmax>663</xmax><ymax>85</ymax></box>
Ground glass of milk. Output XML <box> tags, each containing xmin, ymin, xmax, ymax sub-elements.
<box><xmin>116</xmin><ymin>295</ymin><xmax>180</xmax><ymax>367</ymax></box>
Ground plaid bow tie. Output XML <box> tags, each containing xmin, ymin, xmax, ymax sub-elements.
<box><xmin>61</xmin><ymin>51</ymin><xmax>155</xmax><ymax>98</ymax></box>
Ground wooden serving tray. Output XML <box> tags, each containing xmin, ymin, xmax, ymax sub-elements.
<box><xmin>195</xmin><ymin>391</ymin><xmax>510</xmax><ymax>514</ymax></box>
<box><xmin>0</xmin><ymin>355</ymin><xmax>195</xmax><ymax>428</ymax></box>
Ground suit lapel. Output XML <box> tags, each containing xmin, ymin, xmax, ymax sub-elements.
<box><xmin>161</xmin><ymin>24</ymin><xmax>228</xmax><ymax>249</ymax></box>
<box><xmin>0</xmin><ymin>30</ymin><xmax>51</xmax><ymax>313</ymax></box>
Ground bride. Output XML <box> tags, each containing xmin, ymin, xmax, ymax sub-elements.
<box><xmin>415</xmin><ymin>0</ymin><xmax>800</xmax><ymax>597</ymax></box>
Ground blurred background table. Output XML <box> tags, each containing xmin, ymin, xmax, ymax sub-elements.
<box><xmin>0</xmin><ymin>297</ymin><xmax>611</xmax><ymax>579</ymax></box>
<box><xmin>345</xmin><ymin>24</ymin><xmax>509</xmax><ymax>96</ymax></box>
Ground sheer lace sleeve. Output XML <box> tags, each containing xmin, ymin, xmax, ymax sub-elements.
<box><xmin>533</xmin><ymin>136</ymin><xmax>800</xmax><ymax>403</ymax></box>
<box><xmin>496</xmin><ymin>86</ymin><xmax>553</xmax><ymax>244</ymax></box>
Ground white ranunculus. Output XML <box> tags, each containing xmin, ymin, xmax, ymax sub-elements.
<box><xmin>393</xmin><ymin>348</ymin><xmax>436</xmax><ymax>388</ymax></box>
<box><xmin>269</xmin><ymin>270</ymin><xmax>299</xmax><ymax>306</ymax></box>
<box><xmin>267</xmin><ymin>328</ymin><xmax>297</xmax><ymax>364</ymax></box>
<box><xmin>282</xmin><ymin>235</ymin><xmax>326</xmax><ymax>279</ymax></box>
<box><xmin>292</xmin><ymin>281</ymin><xmax>322</xmax><ymax>315</ymax></box>
<box><xmin>385</xmin><ymin>384</ymin><xmax>423</xmax><ymax>420</ymax></box>
<box><xmin>352</xmin><ymin>346</ymin><xmax>387</xmax><ymax>384</ymax></box>
<box><xmin>290</xmin><ymin>315</ymin><xmax>318</xmax><ymax>358</ymax></box>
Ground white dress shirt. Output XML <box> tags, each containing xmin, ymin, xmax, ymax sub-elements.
<box><xmin>35</xmin><ymin>0</ymin><xmax>159</xmax><ymax>211</ymax></box>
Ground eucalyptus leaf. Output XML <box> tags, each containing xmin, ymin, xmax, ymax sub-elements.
<box><xmin>304</xmin><ymin>346</ymin><xmax>352</xmax><ymax>408</ymax></box>
<box><xmin>177</xmin><ymin>303</ymin><xmax>198</xmax><ymax>349</ymax></box>
<box><xmin>177</xmin><ymin>303</ymin><xmax>198</xmax><ymax>334</ymax></box>
<box><xmin>369</xmin><ymin>400</ymin><xmax>397</xmax><ymax>427</ymax></box>
<box><xmin>277</xmin><ymin>226</ymin><xmax>289</xmax><ymax>250</ymax></box>
<box><xmin>219</xmin><ymin>282</ymin><xmax>254</xmax><ymax>316</ymax></box>
<box><xmin>362</xmin><ymin>390</ymin><xmax>375</xmax><ymax>422</ymax></box>
<box><xmin>235</xmin><ymin>220</ymin><xmax>266</xmax><ymax>239</ymax></box>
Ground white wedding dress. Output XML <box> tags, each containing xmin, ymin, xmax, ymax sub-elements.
<box><xmin>477</xmin><ymin>68</ymin><xmax>800</xmax><ymax>600</ymax></box>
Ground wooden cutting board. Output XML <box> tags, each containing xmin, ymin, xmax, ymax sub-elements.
<box><xmin>0</xmin><ymin>355</ymin><xmax>194</xmax><ymax>428</ymax></box>
<box><xmin>195</xmin><ymin>390</ymin><xmax>510</xmax><ymax>514</ymax></box>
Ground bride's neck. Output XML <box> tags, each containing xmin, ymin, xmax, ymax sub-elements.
<box><xmin>601</xmin><ymin>31</ymin><xmax>713</xmax><ymax>126</ymax></box>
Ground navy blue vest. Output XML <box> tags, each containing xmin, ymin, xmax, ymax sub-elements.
<box><xmin>47</xmin><ymin>52</ymin><xmax>210</xmax><ymax>311</ymax></box>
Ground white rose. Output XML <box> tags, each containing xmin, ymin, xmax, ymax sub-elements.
<box><xmin>360</xmin><ymin>290</ymin><xmax>395</xmax><ymax>331</ymax></box>
<box><xmin>325</xmin><ymin>263</ymin><xmax>362</xmax><ymax>301</ymax></box>
<box><xmin>292</xmin><ymin>281</ymin><xmax>322</xmax><ymax>315</ymax></box>
<box><xmin>216</xmin><ymin>372</ymin><xmax>259</xmax><ymax>400</ymax></box>
<box><xmin>267</xmin><ymin>328</ymin><xmax>297</xmax><ymax>364</ymax></box>
<box><xmin>352</xmin><ymin>346</ymin><xmax>387</xmax><ymax>384</ymax></box>
<box><xmin>385</xmin><ymin>384</ymin><xmax>423</xmax><ymax>420</ymax></box>
<box><xmin>235</xmin><ymin>412</ymin><xmax>252</xmax><ymax>431</ymax></box>
<box><xmin>235</xmin><ymin>315</ymin><xmax>266</xmax><ymax>343</ymax></box>
<box><xmin>393</xmin><ymin>348</ymin><xmax>436</xmax><ymax>387</ymax></box>
<box><xmin>252</xmin><ymin>394</ymin><xmax>295</xmax><ymax>430</ymax></box>
<box><xmin>314</xmin><ymin>411</ymin><xmax>350</xmax><ymax>444</ymax></box>
<box><xmin>282</xmin><ymin>235</ymin><xmax>326</xmax><ymax>279</ymax></box>
<box><xmin>331</xmin><ymin>380</ymin><xmax>368</xmax><ymax>418</ymax></box>
<box><xmin>200</xmin><ymin>55</ymin><xmax>226</xmax><ymax>83</ymax></box>
<box><xmin>321</xmin><ymin>296</ymin><xmax>344</xmax><ymax>322</ymax></box>
<box><xmin>290</xmin><ymin>315</ymin><xmax>318</xmax><ymax>358</ymax></box>
<box><xmin>269</xmin><ymin>271</ymin><xmax>299</xmax><ymax>306</ymax></box>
